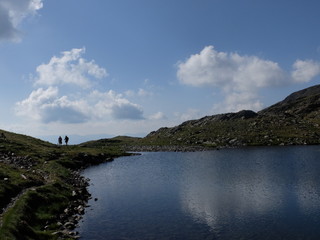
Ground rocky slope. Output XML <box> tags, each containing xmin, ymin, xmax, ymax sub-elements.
<box><xmin>140</xmin><ymin>84</ymin><xmax>320</xmax><ymax>148</ymax></box>
<box><xmin>259</xmin><ymin>84</ymin><xmax>320</xmax><ymax>118</ymax></box>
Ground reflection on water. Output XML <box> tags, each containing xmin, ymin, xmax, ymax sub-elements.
<box><xmin>77</xmin><ymin>146</ymin><xmax>320</xmax><ymax>239</ymax></box>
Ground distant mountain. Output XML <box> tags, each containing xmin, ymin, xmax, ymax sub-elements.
<box><xmin>139</xmin><ymin>84</ymin><xmax>320</xmax><ymax>149</ymax></box>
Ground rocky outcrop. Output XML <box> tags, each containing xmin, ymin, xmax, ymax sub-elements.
<box><xmin>142</xmin><ymin>85</ymin><xmax>320</xmax><ymax>149</ymax></box>
<box><xmin>0</xmin><ymin>151</ymin><xmax>36</xmax><ymax>169</ymax></box>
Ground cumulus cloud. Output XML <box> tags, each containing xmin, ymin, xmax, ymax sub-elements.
<box><xmin>177</xmin><ymin>46</ymin><xmax>320</xmax><ymax>112</ymax></box>
<box><xmin>16</xmin><ymin>88</ymin><xmax>145</xmax><ymax>123</ymax></box>
<box><xmin>34</xmin><ymin>48</ymin><xmax>108</xmax><ymax>88</ymax></box>
<box><xmin>177</xmin><ymin>46</ymin><xmax>287</xmax><ymax>90</ymax></box>
<box><xmin>292</xmin><ymin>59</ymin><xmax>320</xmax><ymax>83</ymax></box>
<box><xmin>15</xmin><ymin>87</ymin><xmax>90</xmax><ymax>123</ymax></box>
<box><xmin>112</xmin><ymin>103</ymin><xmax>144</xmax><ymax>120</ymax></box>
<box><xmin>212</xmin><ymin>92</ymin><xmax>263</xmax><ymax>114</ymax></box>
<box><xmin>91</xmin><ymin>90</ymin><xmax>144</xmax><ymax>120</ymax></box>
<box><xmin>0</xmin><ymin>0</ymin><xmax>43</xmax><ymax>41</ymax></box>
<box><xmin>16</xmin><ymin>87</ymin><xmax>58</xmax><ymax>120</ymax></box>
<box><xmin>16</xmin><ymin>48</ymin><xmax>145</xmax><ymax>123</ymax></box>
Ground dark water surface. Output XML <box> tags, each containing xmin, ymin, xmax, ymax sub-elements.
<box><xmin>77</xmin><ymin>146</ymin><xmax>320</xmax><ymax>239</ymax></box>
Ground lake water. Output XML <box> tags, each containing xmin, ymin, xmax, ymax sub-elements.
<box><xmin>77</xmin><ymin>146</ymin><xmax>320</xmax><ymax>239</ymax></box>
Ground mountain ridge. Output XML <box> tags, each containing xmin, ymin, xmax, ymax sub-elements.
<box><xmin>259</xmin><ymin>84</ymin><xmax>320</xmax><ymax>117</ymax></box>
<box><xmin>137</xmin><ymin>84</ymin><xmax>320</xmax><ymax>149</ymax></box>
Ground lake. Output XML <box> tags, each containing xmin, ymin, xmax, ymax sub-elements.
<box><xmin>77</xmin><ymin>146</ymin><xmax>320</xmax><ymax>239</ymax></box>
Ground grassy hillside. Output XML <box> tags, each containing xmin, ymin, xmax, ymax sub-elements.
<box><xmin>141</xmin><ymin>112</ymin><xmax>320</xmax><ymax>148</ymax></box>
<box><xmin>131</xmin><ymin>84</ymin><xmax>320</xmax><ymax>149</ymax></box>
<box><xmin>0</xmin><ymin>130</ymin><xmax>128</xmax><ymax>240</ymax></box>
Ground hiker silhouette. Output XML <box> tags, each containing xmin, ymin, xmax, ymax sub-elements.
<box><xmin>58</xmin><ymin>136</ymin><xmax>62</xmax><ymax>145</ymax></box>
<box><xmin>64</xmin><ymin>136</ymin><xmax>69</xmax><ymax>145</ymax></box>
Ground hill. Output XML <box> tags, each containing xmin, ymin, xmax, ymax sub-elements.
<box><xmin>0</xmin><ymin>130</ymin><xmax>128</xmax><ymax>239</ymax></box>
<box><xmin>134</xmin><ymin>84</ymin><xmax>320</xmax><ymax>149</ymax></box>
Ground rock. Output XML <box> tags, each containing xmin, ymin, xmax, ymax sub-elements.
<box><xmin>77</xmin><ymin>205</ymin><xmax>85</xmax><ymax>214</ymax></box>
<box><xmin>51</xmin><ymin>231</ymin><xmax>61</xmax><ymax>236</ymax></box>
<box><xmin>64</xmin><ymin>221</ymin><xmax>76</xmax><ymax>230</ymax></box>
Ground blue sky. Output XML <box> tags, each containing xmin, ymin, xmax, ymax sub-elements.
<box><xmin>1</xmin><ymin>0</ymin><xmax>320</xmax><ymax>143</ymax></box>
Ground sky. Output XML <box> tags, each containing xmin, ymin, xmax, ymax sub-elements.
<box><xmin>1</xmin><ymin>0</ymin><xmax>320</xmax><ymax>144</ymax></box>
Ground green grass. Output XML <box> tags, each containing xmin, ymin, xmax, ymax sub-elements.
<box><xmin>0</xmin><ymin>183</ymin><xmax>72</xmax><ymax>240</ymax></box>
<box><xmin>139</xmin><ymin>115</ymin><xmax>320</xmax><ymax>147</ymax></box>
<box><xmin>0</xmin><ymin>129</ymin><xmax>128</xmax><ymax>239</ymax></box>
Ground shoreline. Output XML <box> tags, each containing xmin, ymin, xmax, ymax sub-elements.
<box><xmin>0</xmin><ymin>148</ymin><xmax>121</xmax><ymax>240</ymax></box>
<box><xmin>50</xmin><ymin>171</ymin><xmax>90</xmax><ymax>239</ymax></box>
<box><xmin>52</xmin><ymin>155</ymin><xmax>116</xmax><ymax>239</ymax></box>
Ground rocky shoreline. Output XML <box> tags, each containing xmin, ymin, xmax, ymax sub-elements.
<box><xmin>52</xmin><ymin>154</ymin><xmax>116</xmax><ymax>239</ymax></box>
<box><xmin>0</xmin><ymin>150</ymin><xmax>116</xmax><ymax>239</ymax></box>
<box><xmin>123</xmin><ymin>145</ymin><xmax>215</xmax><ymax>152</ymax></box>
<box><xmin>51</xmin><ymin>171</ymin><xmax>90</xmax><ymax>239</ymax></box>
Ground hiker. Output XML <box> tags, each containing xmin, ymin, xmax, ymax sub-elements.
<box><xmin>64</xmin><ymin>135</ymin><xmax>69</xmax><ymax>145</ymax></box>
<box><xmin>58</xmin><ymin>136</ymin><xmax>62</xmax><ymax>145</ymax></box>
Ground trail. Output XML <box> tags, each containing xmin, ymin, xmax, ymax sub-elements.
<box><xmin>0</xmin><ymin>187</ymin><xmax>37</xmax><ymax>227</ymax></box>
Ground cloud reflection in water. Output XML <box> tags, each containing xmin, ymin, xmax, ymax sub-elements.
<box><xmin>179</xmin><ymin>147</ymin><xmax>320</xmax><ymax>233</ymax></box>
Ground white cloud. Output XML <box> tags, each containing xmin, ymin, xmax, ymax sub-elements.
<box><xmin>34</xmin><ymin>48</ymin><xmax>108</xmax><ymax>88</ymax></box>
<box><xmin>291</xmin><ymin>59</ymin><xmax>320</xmax><ymax>83</ymax></box>
<box><xmin>41</xmin><ymin>96</ymin><xmax>90</xmax><ymax>124</ymax></box>
<box><xmin>177</xmin><ymin>46</ymin><xmax>287</xmax><ymax>91</ymax></box>
<box><xmin>15</xmin><ymin>87</ymin><xmax>58</xmax><ymax>120</ymax></box>
<box><xmin>16</xmin><ymin>88</ymin><xmax>144</xmax><ymax>123</ymax></box>
<box><xmin>0</xmin><ymin>0</ymin><xmax>43</xmax><ymax>41</ymax></box>
<box><xmin>112</xmin><ymin>102</ymin><xmax>144</xmax><ymax>120</ymax></box>
<box><xmin>90</xmin><ymin>90</ymin><xmax>144</xmax><ymax>120</ymax></box>
<box><xmin>16</xmin><ymin>47</ymin><xmax>145</xmax><ymax>123</ymax></box>
<box><xmin>15</xmin><ymin>87</ymin><xmax>90</xmax><ymax>123</ymax></box>
<box><xmin>177</xmin><ymin>46</ymin><xmax>320</xmax><ymax>113</ymax></box>
<box><xmin>149</xmin><ymin>112</ymin><xmax>167</xmax><ymax>120</ymax></box>
<box><xmin>212</xmin><ymin>92</ymin><xmax>263</xmax><ymax>114</ymax></box>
